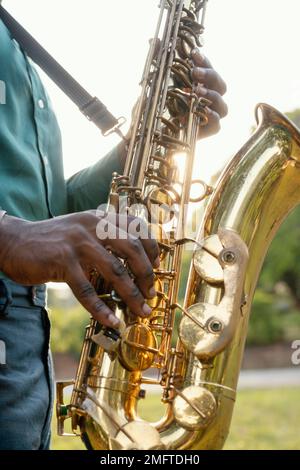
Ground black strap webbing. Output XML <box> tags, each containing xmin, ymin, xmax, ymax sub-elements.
<box><xmin>0</xmin><ymin>6</ymin><xmax>123</xmax><ymax>136</ymax></box>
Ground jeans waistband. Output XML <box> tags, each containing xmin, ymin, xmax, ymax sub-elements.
<box><xmin>0</xmin><ymin>279</ymin><xmax>47</xmax><ymax>315</ymax></box>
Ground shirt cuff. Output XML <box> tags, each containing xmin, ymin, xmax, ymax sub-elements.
<box><xmin>0</xmin><ymin>210</ymin><xmax>7</xmax><ymax>225</ymax></box>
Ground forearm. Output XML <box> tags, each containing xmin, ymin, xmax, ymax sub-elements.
<box><xmin>0</xmin><ymin>214</ymin><xmax>26</xmax><ymax>275</ymax></box>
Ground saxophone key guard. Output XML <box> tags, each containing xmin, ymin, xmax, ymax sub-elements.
<box><xmin>179</xmin><ymin>229</ymin><xmax>249</xmax><ymax>361</ymax></box>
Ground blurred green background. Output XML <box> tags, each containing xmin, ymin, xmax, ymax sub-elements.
<box><xmin>51</xmin><ymin>388</ymin><xmax>300</xmax><ymax>450</ymax></box>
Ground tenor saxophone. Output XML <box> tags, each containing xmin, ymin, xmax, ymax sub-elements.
<box><xmin>56</xmin><ymin>0</ymin><xmax>300</xmax><ymax>450</ymax></box>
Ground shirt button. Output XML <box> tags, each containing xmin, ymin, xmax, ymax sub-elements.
<box><xmin>43</xmin><ymin>155</ymin><xmax>49</xmax><ymax>165</ymax></box>
<box><xmin>38</xmin><ymin>99</ymin><xmax>45</xmax><ymax>109</ymax></box>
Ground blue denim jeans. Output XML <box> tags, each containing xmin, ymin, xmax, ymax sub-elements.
<box><xmin>0</xmin><ymin>279</ymin><xmax>53</xmax><ymax>450</ymax></box>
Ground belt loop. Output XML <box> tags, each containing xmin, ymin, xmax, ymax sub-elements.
<box><xmin>0</xmin><ymin>280</ymin><xmax>13</xmax><ymax>317</ymax></box>
<box><xmin>31</xmin><ymin>285</ymin><xmax>47</xmax><ymax>307</ymax></box>
<box><xmin>31</xmin><ymin>286</ymin><xmax>38</xmax><ymax>306</ymax></box>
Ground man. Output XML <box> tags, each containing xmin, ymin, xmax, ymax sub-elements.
<box><xmin>0</xmin><ymin>1</ymin><xmax>227</xmax><ymax>450</ymax></box>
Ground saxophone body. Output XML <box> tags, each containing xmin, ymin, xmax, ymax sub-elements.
<box><xmin>56</xmin><ymin>0</ymin><xmax>300</xmax><ymax>450</ymax></box>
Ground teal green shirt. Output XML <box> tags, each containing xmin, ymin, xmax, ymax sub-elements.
<box><xmin>0</xmin><ymin>19</ymin><xmax>122</xmax><ymax>221</ymax></box>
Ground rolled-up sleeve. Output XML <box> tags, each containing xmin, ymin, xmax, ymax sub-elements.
<box><xmin>66</xmin><ymin>143</ymin><xmax>124</xmax><ymax>212</ymax></box>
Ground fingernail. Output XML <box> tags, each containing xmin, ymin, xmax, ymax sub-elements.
<box><xmin>142</xmin><ymin>303</ymin><xmax>152</xmax><ymax>316</ymax></box>
<box><xmin>154</xmin><ymin>257</ymin><xmax>160</xmax><ymax>268</ymax></box>
<box><xmin>149</xmin><ymin>287</ymin><xmax>156</xmax><ymax>298</ymax></box>
<box><xmin>110</xmin><ymin>315</ymin><xmax>120</xmax><ymax>328</ymax></box>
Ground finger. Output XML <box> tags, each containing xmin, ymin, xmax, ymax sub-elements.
<box><xmin>114</xmin><ymin>215</ymin><xmax>160</xmax><ymax>267</ymax></box>
<box><xmin>198</xmin><ymin>108</ymin><xmax>221</xmax><ymax>138</ymax></box>
<box><xmin>97</xmin><ymin>214</ymin><xmax>160</xmax><ymax>268</ymax></box>
<box><xmin>191</xmin><ymin>67</ymin><xmax>227</xmax><ymax>96</ymax></box>
<box><xmin>127</xmin><ymin>217</ymin><xmax>160</xmax><ymax>268</ymax></box>
<box><xmin>100</xmin><ymin>228</ymin><xmax>156</xmax><ymax>300</ymax></box>
<box><xmin>92</xmin><ymin>247</ymin><xmax>153</xmax><ymax>317</ymax></box>
<box><xmin>67</xmin><ymin>265</ymin><xmax>120</xmax><ymax>328</ymax></box>
<box><xmin>195</xmin><ymin>85</ymin><xmax>228</xmax><ymax>118</ymax></box>
<box><xmin>190</xmin><ymin>48</ymin><xmax>213</xmax><ymax>69</ymax></box>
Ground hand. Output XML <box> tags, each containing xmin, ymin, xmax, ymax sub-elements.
<box><xmin>0</xmin><ymin>212</ymin><xmax>160</xmax><ymax>328</ymax></box>
<box><xmin>118</xmin><ymin>48</ymin><xmax>228</xmax><ymax>170</ymax></box>
<box><xmin>191</xmin><ymin>48</ymin><xmax>228</xmax><ymax>139</ymax></box>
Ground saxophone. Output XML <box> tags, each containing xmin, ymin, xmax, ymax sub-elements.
<box><xmin>56</xmin><ymin>0</ymin><xmax>300</xmax><ymax>450</ymax></box>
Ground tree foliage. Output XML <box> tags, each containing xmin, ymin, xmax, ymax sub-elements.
<box><xmin>259</xmin><ymin>207</ymin><xmax>300</xmax><ymax>306</ymax></box>
<box><xmin>286</xmin><ymin>108</ymin><xmax>300</xmax><ymax>129</ymax></box>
